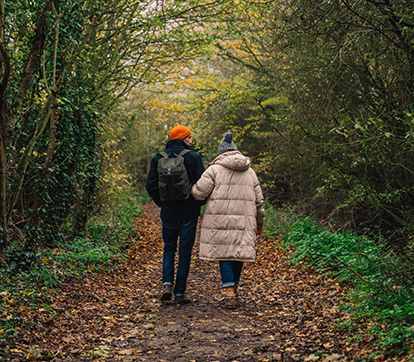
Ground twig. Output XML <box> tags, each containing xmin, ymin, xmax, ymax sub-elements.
<box><xmin>334</xmin><ymin>255</ymin><xmax>372</xmax><ymax>284</ymax></box>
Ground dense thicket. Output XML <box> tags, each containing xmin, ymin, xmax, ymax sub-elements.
<box><xmin>1</xmin><ymin>0</ymin><xmax>413</xmax><ymax>251</ymax></box>
<box><xmin>246</xmin><ymin>0</ymin><xmax>414</xmax><ymax>246</ymax></box>
<box><xmin>0</xmin><ymin>0</ymin><xmax>220</xmax><ymax>250</ymax></box>
<box><xmin>148</xmin><ymin>0</ymin><xmax>414</xmax><ymax>248</ymax></box>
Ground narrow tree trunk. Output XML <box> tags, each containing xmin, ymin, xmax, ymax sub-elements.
<box><xmin>0</xmin><ymin>125</ymin><xmax>6</xmax><ymax>247</ymax></box>
<box><xmin>0</xmin><ymin>0</ymin><xmax>9</xmax><ymax>249</ymax></box>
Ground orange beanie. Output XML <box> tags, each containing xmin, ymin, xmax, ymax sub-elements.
<box><xmin>169</xmin><ymin>125</ymin><xmax>191</xmax><ymax>140</ymax></box>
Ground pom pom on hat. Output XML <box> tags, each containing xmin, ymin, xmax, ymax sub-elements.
<box><xmin>170</xmin><ymin>125</ymin><xmax>191</xmax><ymax>140</ymax></box>
<box><xmin>218</xmin><ymin>132</ymin><xmax>238</xmax><ymax>155</ymax></box>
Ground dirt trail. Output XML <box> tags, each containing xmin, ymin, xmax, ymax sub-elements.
<box><xmin>13</xmin><ymin>202</ymin><xmax>370</xmax><ymax>362</ymax></box>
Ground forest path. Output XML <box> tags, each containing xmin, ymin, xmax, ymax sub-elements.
<box><xmin>18</xmin><ymin>202</ymin><xmax>370</xmax><ymax>361</ymax></box>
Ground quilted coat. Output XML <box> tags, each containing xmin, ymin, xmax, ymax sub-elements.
<box><xmin>191</xmin><ymin>151</ymin><xmax>265</xmax><ymax>262</ymax></box>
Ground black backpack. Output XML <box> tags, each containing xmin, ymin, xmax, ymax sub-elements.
<box><xmin>157</xmin><ymin>149</ymin><xmax>192</xmax><ymax>202</ymax></box>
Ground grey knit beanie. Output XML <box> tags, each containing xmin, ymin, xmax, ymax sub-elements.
<box><xmin>218</xmin><ymin>132</ymin><xmax>237</xmax><ymax>155</ymax></box>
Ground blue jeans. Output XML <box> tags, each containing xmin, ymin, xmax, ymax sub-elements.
<box><xmin>219</xmin><ymin>261</ymin><xmax>244</xmax><ymax>288</ymax></box>
<box><xmin>161</xmin><ymin>218</ymin><xmax>198</xmax><ymax>296</ymax></box>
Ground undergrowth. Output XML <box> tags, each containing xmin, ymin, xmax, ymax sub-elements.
<box><xmin>282</xmin><ymin>216</ymin><xmax>414</xmax><ymax>360</ymax></box>
<box><xmin>0</xmin><ymin>187</ymin><xmax>148</xmax><ymax>357</ymax></box>
<box><xmin>263</xmin><ymin>201</ymin><xmax>300</xmax><ymax>239</ymax></box>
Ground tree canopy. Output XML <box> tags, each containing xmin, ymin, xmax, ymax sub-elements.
<box><xmin>1</xmin><ymin>0</ymin><xmax>414</xmax><ymax>249</ymax></box>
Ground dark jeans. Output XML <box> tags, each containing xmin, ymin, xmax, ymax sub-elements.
<box><xmin>161</xmin><ymin>218</ymin><xmax>198</xmax><ymax>296</ymax></box>
<box><xmin>219</xmin><ymin>261</ymin><xmax>244</xmax><ymax>288</ymax></box>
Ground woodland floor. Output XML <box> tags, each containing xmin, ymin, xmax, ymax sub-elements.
<box><xmin>7</xmin><ymin>202</ymin><xmax>385</xmax><ymax>362</ymax></box>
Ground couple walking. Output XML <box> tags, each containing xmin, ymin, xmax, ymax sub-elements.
<box><xmin>145</xmin><ymin>125</ymin><xmax>265</xmax><ymax>308</ymax></box>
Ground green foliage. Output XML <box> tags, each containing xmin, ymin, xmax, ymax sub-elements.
<box><xmin>0</xmin><ymin>185</ymin><xmax>145</xmax><ymax>357</ymax></box>
<box><xmin>285</xmin><ymin>219</ymin><xmax>384</xmax><ymax>283</ymax></box>
<box><xmin>284</xmin><ymin>218</ymin><xmax>414</xmax><ymax>357</ymax></box>
<box><xmin>90</xmin><ymin>187</ymin><xmax>149</xmax><ymax>241</ymax></box>
<box><xmin>263</xmin><ymin>201</ymin><xmax>299</xmax><ymax>239</ymax></box>
<box><xmin>0</xmin><ymin>236</ymin><xmax>121</xmax><ymax>355</ymax></box>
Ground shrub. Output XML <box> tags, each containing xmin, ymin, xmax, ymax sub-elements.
<box><xmin>284</xmin><ymin>218</ymin><xmax>414</xmax><ymax>357</ymax></box>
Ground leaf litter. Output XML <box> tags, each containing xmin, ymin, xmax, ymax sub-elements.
<box><xmin>4</xmin><ymin>202</ymin><xmax>402</xmax><ymax>361</ymax></box>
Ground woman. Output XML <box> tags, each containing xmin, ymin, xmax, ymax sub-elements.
<box><xmin>191</xmin><ymin>132</ymin><xmax>265</xmax><ymax>308</ymax></box>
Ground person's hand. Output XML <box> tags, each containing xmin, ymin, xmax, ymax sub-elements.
<box><xmin>256</xmin><ymin>222</ymin><xmax>264</xmax><ymax>236</ymax></box>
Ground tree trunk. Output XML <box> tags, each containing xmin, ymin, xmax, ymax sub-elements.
<box><xmin>0</xmin><ymin>0</ymin><xmax>9</xmax><ymax>249</ymax></box>
<box><xmin>0</xmin><ymin>124</ymin><xmax>6</xmax><ymax>247</ymax></box>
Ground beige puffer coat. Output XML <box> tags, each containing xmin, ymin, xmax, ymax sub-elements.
<box><xmin>191</xmin><ymin>151</ymin><xmax>265</xmax><ymax>262</ymax></box>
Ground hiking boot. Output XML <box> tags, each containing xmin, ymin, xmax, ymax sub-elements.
<box><xmin>160</xmin><ymin>284</ymin><xmax>172</xmax><ymax>301</ymax></box>
<box><xmin>174</xmin><ymin>294</ymin><xmax>191</xmax><ymax>304</ymax></box>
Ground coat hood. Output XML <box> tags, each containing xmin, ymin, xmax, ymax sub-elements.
<box><xmin>210</xmin><ymin>151</ymin><xmax>251</xmax><ymax>171</ymax></box>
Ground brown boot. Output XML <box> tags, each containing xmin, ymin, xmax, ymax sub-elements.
<box><xmin>160</xmin><ymin>284</ymin><xmax>172</xmax><ymax>301</ymax></box>
<box><xmin>224</xmin><ymin>286</ymin><xmax>237</xmax><ymax>309</ymax></box>
<box><xmin>174</xmin><ymin>294</ymin><xmax>191</xmax><ymax>304</ymax></box>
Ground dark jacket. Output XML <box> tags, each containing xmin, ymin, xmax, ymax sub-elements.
<box><xmin>146</xmin><ymin>139</ymin><xmax>205</xmax><ymax>221</ymax></box>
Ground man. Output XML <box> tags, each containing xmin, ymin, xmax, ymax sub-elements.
<box><xmin>145</xmin><ymin>125</ymin><xmax>205</xmax><ymax>304</ymax></box>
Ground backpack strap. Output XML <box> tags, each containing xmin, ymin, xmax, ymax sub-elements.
<box><xmin>177</xmin><ymin>149</ymin><xmax>192</xmax><ymax>157</ymax></box>
<box><xmin>158</xmin><ymin>151</ymin><xmax>169</xmax><ymax>158</ymax></box>
<box><xmin>158</xmin><ymin>150</ymin><xmax>192</xmax><ymax>158</ymax></box>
